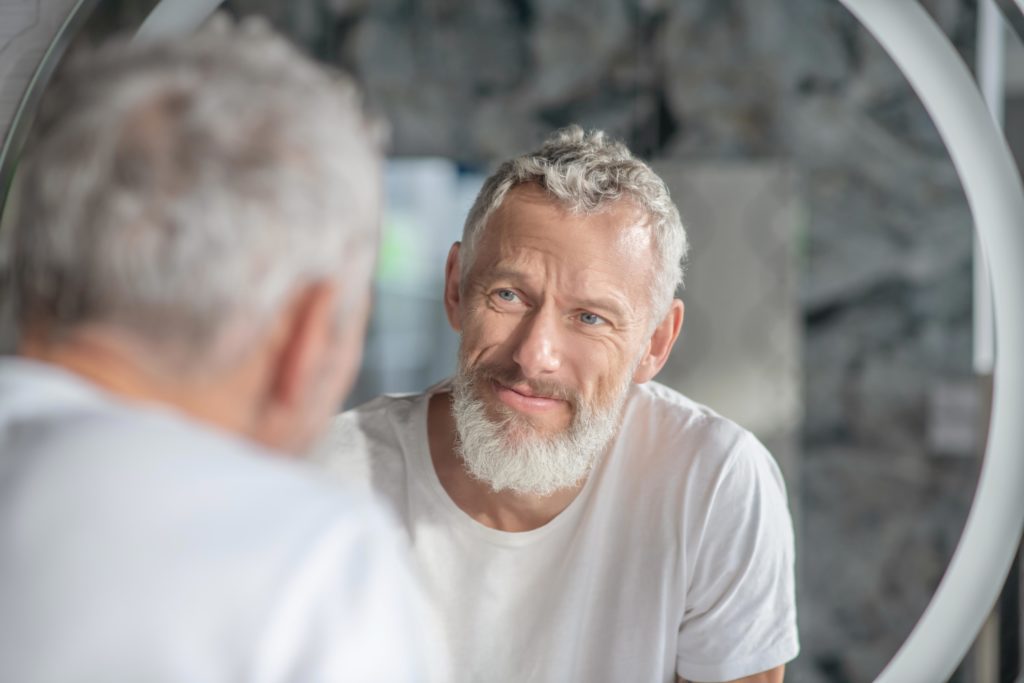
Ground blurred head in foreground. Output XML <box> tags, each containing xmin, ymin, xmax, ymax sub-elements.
<box><xmin>10</xmin><ymin>17</ymin><xmax>383</xmax><ymax>453</ymax></box>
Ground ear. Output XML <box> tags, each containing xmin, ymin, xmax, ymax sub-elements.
<box><xmin>443</xmin><ymin>242</ymin><xmax>464</xmax><ymax>332</ymax></box>
<box><xmin>266</xmin><ymin>281</ymin><xmax>342</xmax><ymax>412</ymax></box>
<box><xmin>632</xmin><ymin>299</ymin><xmax>684</xmax><ymax>384</ymax></box>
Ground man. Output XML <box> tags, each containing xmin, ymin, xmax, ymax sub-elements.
<box><xmin>316</xmin><ymin>126</ymin><xmax>798</xmax><ymax>682</ymax></box>
<box><xmin>0</xmin><ymin>20</ymin><xmax>436</xmax><ymax>681</ymax></box>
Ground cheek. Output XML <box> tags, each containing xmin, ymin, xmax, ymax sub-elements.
<box><xmin>461</xmin><ymin>308</ymin><xmax>516</xmax><ymax>360</ymax></box>
<box><xmin>572</xmin><ymin>338</ymin><xmax>637</xmax><ymax>400</ymax></box>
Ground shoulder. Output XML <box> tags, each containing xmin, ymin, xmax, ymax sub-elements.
<box><xmin>130</xmin><ymin>415</ymin><xmax>416</xmax><ymax>614</ymax></box>
<box><xmin>249</xmin><ymin>485</ymin><xmax>435</xmax><ymax>681</ymax></box>
<box><xmin>624</xmin><ymin>381</ymin><xmax>764</xmax><ymax>470</ymax></box>
<box><xmin>54</xmin><ymin>400</ymin><xmax>390</xmax><ymax>546</ymax></box>
<box><xmin>222</xmin><ymin>456</ymin><xmax>430</xmax><ymax>680</ymax></box>
<box><xmin>137</xmin><ymin>406</ymin><xmax>395</xmax><ymax>538</ymax></box>
<box><xmin>619</xmin><ymin>381</ymin><xmax>788</xmax><ymax>511</ymax></box>
<box><xmin>310</xmin><ymin>391</ymin><xmax>427</xmax><ymax>496</ymax></box>
<box><xmin>0</xmin><ymin>393</ymin><xmax>428</xmax><ymax>677</ymax></box>
<box><xmin>317</xmin><ymin>393</ymin><xmax>420</xmax><ymax>457</ymax></box>
<box><xmin>2</xmin><ymin>395</ymin><xmax>411</xmax><ymax>595</ymax></box>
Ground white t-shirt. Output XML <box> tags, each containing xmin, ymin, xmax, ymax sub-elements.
<box><xmin>0</xmin><ymin>358</ymin><xmax>439</xmax><ymax>682</ymax></box>
<box><xmin>315</xmin><ymin>380</ymin><xmax>799</xmax><ymax>683</ymax></box>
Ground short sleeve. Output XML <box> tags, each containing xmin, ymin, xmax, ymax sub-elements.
<box><xmin>676</xmin><ymin>433</ymin><xmax>799</xmax><ymax>682</ymax></box>
<box><xmin>251</xmin><ymin>495</ymin><xmax>447</xmax><ymax>682</ymax></box>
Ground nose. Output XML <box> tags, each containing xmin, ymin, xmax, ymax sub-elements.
<box><xmin>511</xmin><ymin>306</ymin><xmax>562</xmax><ymax>379</ymax></box>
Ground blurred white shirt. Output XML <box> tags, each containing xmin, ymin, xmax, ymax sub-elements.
<box><xmin>0</xmin><ymin>357</ymin><xmax>438</xmax><ymax>682</ymax></box>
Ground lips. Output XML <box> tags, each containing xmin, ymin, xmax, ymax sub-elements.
<box><xmin>505</xmin><ymin>383</ymin><xmax>554</xmax><ymax>399</ymax></box>
<box><xmin>492</xmin><ymin>381</ymin><xmax>567</xmax><ymax>414</ymax></box>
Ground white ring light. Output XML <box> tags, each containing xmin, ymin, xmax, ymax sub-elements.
<box><xmin>2</xmin><ymin>1</ymin><xmax>1023</xmax><ymax>680</ymax></box>
<box><xmin>838</xmin><ymin>2</ymin><xmax>1024</xmax><ymax>681</ymax></box>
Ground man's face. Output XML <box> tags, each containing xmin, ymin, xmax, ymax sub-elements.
<box><xmin>448</xmin><ymin>184</ymin><xmax>659</xmax><ymax>494</ymax></box>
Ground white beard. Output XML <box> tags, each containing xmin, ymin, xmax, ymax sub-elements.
<box><xmin>450</xmin><ymin>366</ymin><xmax>633</xmax><ymax>497</ymax></box>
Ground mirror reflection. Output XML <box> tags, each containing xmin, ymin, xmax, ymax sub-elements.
<box><xmin>0</xmin><ymin>1</ymin><xmax>1011</xmax><ymax>681</ymax></box>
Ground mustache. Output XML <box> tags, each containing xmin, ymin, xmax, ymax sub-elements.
<box><xmin>470</xmin><ymin>363</ymin><xmax>577</xmax><ymax>405</ymax></box>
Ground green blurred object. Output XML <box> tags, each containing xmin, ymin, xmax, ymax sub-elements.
<box><xmin>377</xmin><ymin>211</ymin><xmax>424</xmax><ymax>286</ymax></box>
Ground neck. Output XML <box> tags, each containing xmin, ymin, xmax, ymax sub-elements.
<box><xmin>20</xmin><ymin>326</ymin><xmax>259</xmax><ymax>442</ymax></box>
<box><xmin>427</xmin><ymin>391</ymin><xmax>585</xmax><ymax>532</ymax></box>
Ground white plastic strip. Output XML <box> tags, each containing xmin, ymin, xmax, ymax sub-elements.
<box><xmin>837</xmin><ymin>1</ymin><xmax>1024</xmax><ymax>682</ymax></box>
<box><xmin>135</xmin><ymin>0</ymin><xmax>222</xmax><ymax>42</ymax></box>
<box><xmin>978</xmin><ymin>0</ymin><xmax>1007</xmax><ymax>125</ymax></box>
<box><xmin>974</xmin><ymin>0</ymin><xmax>1003</xmax><ymax>374</ymax></box>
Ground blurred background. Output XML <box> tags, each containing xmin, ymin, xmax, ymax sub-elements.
<box><xmin>1</xmin><ymin>0</ymin><xmax>1020</xmax><ymax>680</ymax></box>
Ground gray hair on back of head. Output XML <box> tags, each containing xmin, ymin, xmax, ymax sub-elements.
<box><xmin>10</xmin><ymin>16</ymin><xmax>383</xmax><ymax>360</ymax></box>
<box><xmin>460</xmin><ymin>125</ymin><xmax>688</xmax><ymax>319</ymax></box>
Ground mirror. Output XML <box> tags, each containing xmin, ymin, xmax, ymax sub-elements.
<box><xmin>2</xmin><ymin>1</ymin><xmax>1020</xmax><ymax>681</ymax></box>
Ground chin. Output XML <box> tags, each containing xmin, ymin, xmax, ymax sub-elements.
<box><xmin>499</xmin><ymin>413</ymin><xmax>572</xmax><ymax>447</ymax></box>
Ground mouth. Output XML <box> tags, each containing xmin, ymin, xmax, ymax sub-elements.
<box><xmin>492</xmin><ymin>381</ymin><xmax>568</xmax><ymax>414</ymax></box>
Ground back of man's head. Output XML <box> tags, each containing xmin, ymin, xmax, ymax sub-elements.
<box><xmin>12</xmin><ymin>18</ymin><xmax>380</xmax><ymax>361</ymax></box>
<box><xmin>8</xmin><ymin>18</ymin><xmax>383</xmax><ymax>451</ymax></box>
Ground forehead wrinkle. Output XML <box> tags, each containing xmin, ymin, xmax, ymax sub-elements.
<box><xmin>472</xmin><ymin>191</ymin><xmax>655</xmax><ymax>320</ymax></box>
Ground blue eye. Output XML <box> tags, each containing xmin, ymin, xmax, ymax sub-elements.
<box><xmin>496</xmin><ymin>289</ymin><xmax>519</xmax><ymax>302</ymax></box>
<box><xmin>580</xmin><ymin>312</ymin><xmax>605</xmax><ymax>326</ymax></box>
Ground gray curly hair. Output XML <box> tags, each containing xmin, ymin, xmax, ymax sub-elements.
<box><xmin>460</xmin><ymin>126</ymin><xmax>688</xmax><ymax>318</ymax></box>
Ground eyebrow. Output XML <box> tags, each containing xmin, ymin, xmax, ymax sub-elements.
<box><xmin>573</xmin><ymin>295</ymin><xmax>630</xmax><ymax>320</ymax></box>
<box><xmin>480</xmin><ymin>268</ymin><xmax>633</xmax><ymax>320</ymax></box>
<box><xmin>480</xmin><ymin>268</ymin><xmax>530</xmax><ymax>286</ymax></box>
